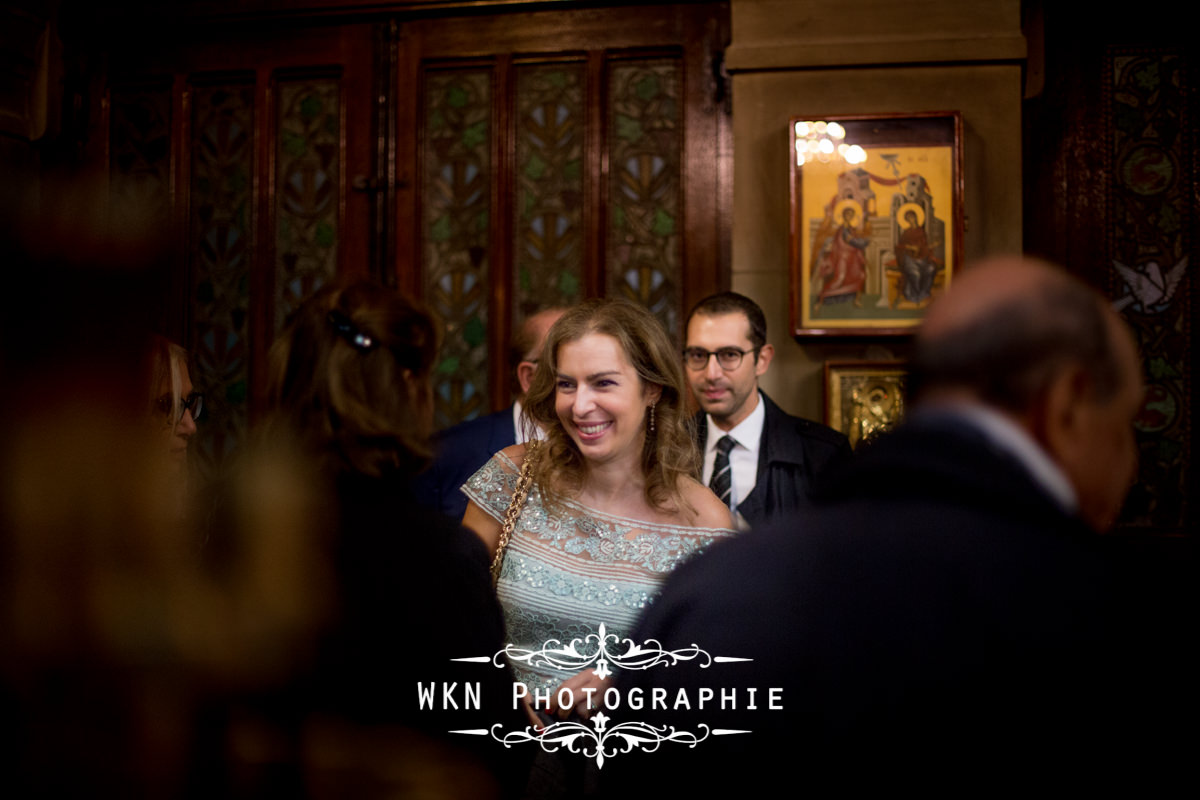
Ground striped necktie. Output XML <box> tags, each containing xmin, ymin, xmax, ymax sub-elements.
<box><xmin>709</xmin><ymin>435</ymin><xmax>736</xmax><ymax>508</ymax></box>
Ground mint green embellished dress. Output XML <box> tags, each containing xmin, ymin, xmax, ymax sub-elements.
<box><xmin>463</xmin><ymin>450</ymin><xmax>737</xmax><ymax>692</ymax></box>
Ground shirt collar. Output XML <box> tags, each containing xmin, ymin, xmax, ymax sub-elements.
<box><xmin>513</xmin><ymin>399</ymin><xmax>544</xmax><ymax>443</ymax></box>
<box><xmin>707</xmin><ymin>391</ymin><xmax>766</xmax><ymax>456</ymax></box>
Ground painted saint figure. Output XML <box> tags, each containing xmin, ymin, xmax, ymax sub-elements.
<box><xmin>813</xmin><ymin>205</ymin><xmax>870</xmax><ymax>310</ymax></box>
<box><xmin>895</xmin><ymin>209</ymin><xmax>940</xmax><ymax>305</ymax></box>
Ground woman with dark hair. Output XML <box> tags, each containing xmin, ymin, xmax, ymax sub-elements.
<box><xmin>262</xmin><ymin>279</ymin><xmax>527</xmax><ymax>798</ymax></box>
<box><xmin>462</xmin><ymin>299</ymin><xmax>735</xmax><ymax>722</ymax></box>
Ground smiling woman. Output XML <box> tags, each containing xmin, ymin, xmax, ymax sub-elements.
<box><xmin>460</xmin><ymin>299</ymin><xmax>737</xmax><ymax>793</ymax></box>
<box><xmin>463</xmin><ymin>298</ymin><xmax>734</xmax><ymax>796</ymax></box>
<box><xmin>523</xmin><ymin>300</ymin><xmax>703</xmax><ymax>517</ymax></box>
<box><xmin>553</xmin><ymin>333</ymin><xmax>661</xmax><ymax>476</ymax></box>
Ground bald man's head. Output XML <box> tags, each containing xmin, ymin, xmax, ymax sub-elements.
<box><xmin>913</xmin><ymin>256</ymin><xmax>1127</xmax><ymax>413</ymax></box>
<box><xmin>512</xmin><ymin>308</ymin><xmax>567</xmax><ymax>397</ymax></box>
<box><xmin>912</xmin><ymin>255</ymin><xmax>1143</xmax><ymax>531</ymax></box>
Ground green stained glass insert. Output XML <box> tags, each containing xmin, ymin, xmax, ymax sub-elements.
<box><xmin>612</xmin><ymin>205</ymin><xmax>626</xmax><ymax>230</ymax></box>
<box><xmin>615</xmin><ymin>115</ymin><xmax>642</xmax><ymax>142</ymax></box>
<box><xmin>431</xmin><ymin>215</ymin><xmax>452</xmax><ymax>242</ymax></box>
<box><xmin>300</xmin><ymin>94</ymin><xmax>323</xmax><ymax>119</ymax></box>
<box><xmin>282</xmin><ymin>132</ymin><xmax>307</xmax><ymax>158</ymax></box>
<box><xmin>559</xmin><ymin>271</ymin><xmax>580</xmax><ymax>299</ymax></box>
<box><xmin>188</xmin><ymin>79</ymin><xmax>254</xmax><ymax>479</ymax></box>
<box><xmin>274</xmin><ymin>78</ymin><xmax>340</xmax><ymax>332</ymax></box>
<box><xmin>463</xmin><ymin>120</ymin><xmax>487</xmax><ymax>148</ymax></box>
<box><xmin>423</xmin><ymin>69</ymin><xmax>492</xmax><ymax>429</ymax></box>
<box><xmin>636</xmin><ymin>74</ymin><xmax>661</xmax><ymax>101</ymax></box>
<box><xmin>606</xmin><ymin>59</ymin><xmax>683</xmax><ymax>336</ymax></box>
<box><xmin>463</xmin><ymin>316</ymin><xmax>486</xmax><ymax>347</ymax></box>
<box><xmin>652</xmin><ymin>209</ymin><xmax>675</xmax><ymax>237</ymax></box>
<box><xmin>512</xmin><ymin>61</ymin><xmax>586</xmax><ymax>333</ymax></box>
<box><xmin>1109</xmin><ymin>52</ymin><xmax>1191</xmax><ymax>529</ymax></box>
<box><xmin>447</xmin><ymin>85</ymin><xmax>470</xmax><ymax>108</ymax></box>
<box><xmin>315</xmin><ymin>221</ymin><xmax>335</xmax><ymax>247</ymax></box>
<box><xmin>525</xmin><ymin>152</ymin><xmax>548</xmax><ymax>180</ymax></box>
<box><xmin>1149</xmin><ymin>357</ymin><xmax>1180</xmax><ymax>380</ymax></box>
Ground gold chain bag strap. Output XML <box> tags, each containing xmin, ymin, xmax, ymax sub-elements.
<box><xmin>490</xmin><ymin>439</ymin><xmax>540</xmax><ymax>587</ymax></box>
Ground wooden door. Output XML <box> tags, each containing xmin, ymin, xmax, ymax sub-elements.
<box><xmin>392</xmin><ymin>3</ymin><xmax>731</xmax><ymax>427</ymax></box>
<box><xmin>106</xmin><ymin>20</ymin><xmax>376</xmax><ymax>476</ymax></box>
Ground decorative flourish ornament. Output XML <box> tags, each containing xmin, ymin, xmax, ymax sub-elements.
<box><xmin>493</xmin><ymin>623</ymin><xmax>725</xmax><ymax>677</ymax></box>
<box><xmin>489</xmin><ymin>715</ymin><xmax>725</xmax><ymax>769</ymax></box>
<box><xmin>449</xmin><ymin>624</ymin><xmax>755</xmax><ymax>765</ymax></box>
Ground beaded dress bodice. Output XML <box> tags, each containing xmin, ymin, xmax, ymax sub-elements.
<box><xmin>462</xmin><ymin>451</ymin><xmax>736</xmax><ymax>690</ymax></box>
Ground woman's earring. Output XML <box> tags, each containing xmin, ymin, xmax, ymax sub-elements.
<box><xmin>648</xmin><ymin>403</ymin><xmax>656</xmax><ymax>434</ymax></box>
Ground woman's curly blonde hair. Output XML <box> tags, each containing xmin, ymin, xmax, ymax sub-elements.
<box><xmin>522</xmin><ymin>299</ymin><xmax>699</xmax><ymax>514</ymax></box>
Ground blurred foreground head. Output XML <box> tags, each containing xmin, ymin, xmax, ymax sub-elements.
<box><xmin>911</xmin><ymin>255</ymin><xmax>1143</xmax><ymax>531</ymax></box>
<box><xmin>267</xmin><ymin>280</ymin><xmax>439</xmax><ymax>478</ymax></box>
<box><xmin>0</xmin><ymin>175</ymin><xmax>343</xmax><ymax>796</ymax></box>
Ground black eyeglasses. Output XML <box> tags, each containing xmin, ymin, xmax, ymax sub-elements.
<box><xmin>156</xmin><ymin>391</ymin><xmax>204</xmax><ymax>423</ymax></box>
<box><xmin>328</xmin><ymin>310</ymin><xmax>378</xmax><ymax>352</ymax></box>
<box><xmin>682</xmin><ymin>347</ymin><xmax>756</xmax><ymax>371</ymax></box>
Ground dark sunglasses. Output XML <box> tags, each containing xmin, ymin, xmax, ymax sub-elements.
<box><xmin>156</xmin><ymin>391</ymin><xmax>204</xmax><ymax>423</ymax></box>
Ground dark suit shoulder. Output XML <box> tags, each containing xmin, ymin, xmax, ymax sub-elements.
<box><xmin>414</xmin><ymin>407</ymin><xmax>517</xmax><ymax>519</ymax></box>
<box><xmin>782</xmin><ymin>412</ymin><xmax>851</xmax><ymax>449</ymax></box>
<box><xmin>760</xmin><ymin>392</ymin><xmax>851</xmax><ymax>460</ymax></box>
<box><xmin>432</xmin><ymin>407</ymin><xmax>512</xmax><ymax>448</ymax></box>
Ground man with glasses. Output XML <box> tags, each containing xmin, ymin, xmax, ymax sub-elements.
<box><xmin>684</xmin><ymin>292</ymin><xmax>850</xmax><ymax>528</ymax></box>
<box><xmin>414</xmin><ymin>307</ymin><xmax>565</xmax><ymax>520</ymax></box>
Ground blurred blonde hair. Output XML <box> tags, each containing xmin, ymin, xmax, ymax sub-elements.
<box><xmin>145</xmin><ymin>334</ymin><xmax>189</xmax><ymax>434</ymax></box>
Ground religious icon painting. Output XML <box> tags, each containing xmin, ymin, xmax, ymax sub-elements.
<box><xmin>824</xmin><ymin>360</ymin><xmax>910</xmax><ymax>449</ymax></box>
<box><xmin>789</xmin><ymin>112</ymin><xmax>964</xmax><ymax>337</ymax></box>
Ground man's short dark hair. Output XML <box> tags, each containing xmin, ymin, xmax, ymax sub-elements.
<box><xmin>911</xmin><ymin>278</ymin><xmax>1124</xmax><ymax>414</ymax></box>
<box><xmin>509</xmin><ymin>317</ymin><xmax>540</xmax><ymax>373</ymax></box>
<box><xmin>686</xmin><ymin>292</ymin><xmax>768</xmax><ymax>351</ymax></box>
<box><xmin>508</xmin><ymin>308</ymin><xmax>566</xmax><ymax>398</ymax></box>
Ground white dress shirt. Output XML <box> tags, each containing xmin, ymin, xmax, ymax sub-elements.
<box><xmin>513</xmin><ymin>399</ymin><xmax>545</xmax><ymax>444</ymax></box>
<box><xmin>702</xmin><ymin>392</ymin><xmax>766</xmax><ymax>528</ymax></box>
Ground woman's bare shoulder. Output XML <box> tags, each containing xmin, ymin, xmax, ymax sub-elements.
<box><xmin>493</xmin><ymin>441</ymin><xmax>534</xmax><ymax>472</ymax></box>
<box><xmin>499</xmin><ymin>442</ymin><xmax>526</xmax><ymax>462</ymax></box>
<box><xmin>678</xmin><ymin>477</ymin><xmax>735</xmax><ymax>530</ymax></box>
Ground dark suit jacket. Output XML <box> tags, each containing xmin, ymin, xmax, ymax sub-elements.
<box><xmin>607</xmin><ymin>415</ymin><xmax>1192</xmax><ymax>795</ymax></box>
<box><xmin>412</xmin><ymin>406</ymin><xmax>517</xmax><ymax>521</ymax></box>
<box><xmin>693</xmin><ymin>391</ymin><xmax>851</xmax><ymax>528</ymax></box>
